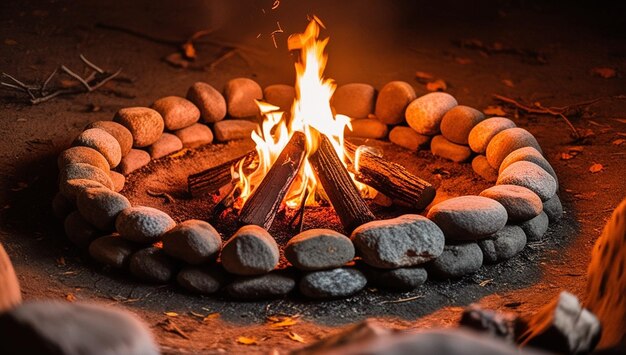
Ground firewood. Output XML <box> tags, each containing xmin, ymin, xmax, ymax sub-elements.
<box><xmin>187</xmin><ymin>150</ymin><xmax>256</xmax><ymax>197</ymax></box>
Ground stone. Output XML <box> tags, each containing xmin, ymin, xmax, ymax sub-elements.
<box><xmin>285</xmin><ymin>229</ymin><xmax>355</xmax><ymax>271</ymax></box>
<box><xmin>440</xmin><ymin>105</ymin><xmax>486</xmax><ymax>145</ymax></box>
<box><xmin>147</xmin><ymin>133</ymin><xmax>183</xmax><ymax>159</ymax></box>
<box><xmin>427</xmin><ymin>196</ymin><xmax>508</xmax><ymax>241</ymax></box>
<box><xmin>543</xmin><ymin>194</ymin><xmax>563</xmax><ymax>222</ymax></box>
<box><xmin>213</xmin><ymin>119</ymin><xmax>258</xmax><ymax>142</ymax></box>
<box><xmin>224</xmin><ymin>77</ymin><xmax>263</xmax><ymax>118</ymax></box>
<box><xmin>174</xmin><ymin>123</ymin><xmax>213</xmax><ymax>148</ymax></box>
<box><xmin>57</xmin><ymin>146</ymin><xmax>110</xmax><ymax>173</ymax></box>
<box><xmin>109</xmin><ymin>171</ymin><xmax>125</xmax><ymax>192</ymax></box>
<box><xmin>64</xmin><ymin>211</ymin><xmax>100</xmax><ymax>248</ymax></box>
<box><xmin>161</xmin><ymin>219</ymin><xmax>222</xmax><ymax>265</ymax></box>
<box><xmin>358</xmin><ymin>262</ymin><xmax>427</xmax><ymax>290</ymax></box>
<box><xmin>478</xmin><ymin>225</ymin><xmax>527</xmax><ymax>263</ymax></box>
<box><xmin>479</xmin><ymin>185</ymin><xmax>543</xmax><ymax>222</ymax></box>
<box><xmin>374</xmin><ymin>81</ymin><xmax>416</xmax><ymax>125</ymax></box>
<box><xmin>150</xmin><ymin>96</ymin><xmax>200</xmax><ymax>130</ymax></box>
<box><xmin>129</xmin><ymin>247</ymin><xmax>177</xmax><ymax>283</ymax></box>
<box><xmin>52</xmin><ymin>192</ymin><xmax>74</xmax><ymax>220</ymax></box>
<box><xmin>331</xmin><ymin>83</ymin><xmax>375</xmax><ymax>119</ymax></box>
<box><xmin>76</xmin><ymin>187</ymin><xmax>131</xmax><ymax>231</ymax></box>
<box><xmin>115</xmin><ymin>206</ymin><xmax>176</xmax><ymax>243</ymax></box>
<box><xmin>299</xmin><ymin>268</ymin><xmax>367</xmax><ymax>299</ymax></box>
<box><xmin>221</xmin><ymin>225</ymin><xmax>279</xmax><ymax>275</ymax></box>
<box><xmin>186</xmin><ymin>82</ymin><xmax>227</xmax><ymax>123</ymax></box>
<box><xmin>468</xmin><ymin>117</ymin><xmax>516</xmax><ymax>154</ymax></box>
<box><xmin>486</xmin><ymin>127</ymin><xmax>542</xmax><ymax>169</ymax></box>
<box><xmin>113</xmin><ymin>107</ymin><xmax>164</xmax><ymax>147</ymax></box>
<box><xmin>472</xmin><ymin>155</ymin><xmax>498</xmax><ymax>182</ymax></box>
<box><xmin>428</xmin><ymin>243</ymin><xmax>483</xmax><ymax>279</ymax></box>
<box><xmin>263</xmin><ymin>84</ymin><xmax>295</xmax><ymax>112</ymax></box>
<box><xmin>351</xmin><ymin>214</ymin><xmax>445</xmax><ymax>268</ymax></box>
<box><xmin>499</xmin><ymin>146</ymin><xmax>558</xmax><ymax>187</ymax></box>
<box><xmin>389</xmin><ymin>126</ymin><xmax>430</xmax><ymax>151</ymax></box>
<box><xmin>59</xmin><ymin>178</ymin><xmax>108</xmax><ymax>203</ymax></box>
<box><xmin>86</xmin><ymin>121</ymin><xmax>134</xmax><ymax>156</ymax></box>
<box><xmin>519</xmin><ymin>211</ymin><xmax>549</xmax><ymax>241</ymax></box>
<box><xmin>73</xmin><ymin>128</ymin><xmax>122</xmax><ymax>168</ymax></box>
<box><xmin>226</xmin><ymin>270</ymin><xmax>296</xmax><ymax>299</ymax></box>
<box><xmin>405</xmin><ymin>92</ymin><xmax>458</xmax><ymax>135</ymax></box>
<box><xmin>176</xmin><ymin>266</ymin><xmax>226</xmax><ymax>294</ymax></box>
<box><xmin>0</xmin><ymin>243</ymin><xmax>21</xmax><ymax>312</ymax></box>
<box><xmin>0</xmin><ymin>301</ymin><xmax>159</xmax><ymax>355</ymax></box>
<box><xmin>60</xmin><ymin>162</ymin><xmax>114</xmax><ymax>191</ymax></box>
<box><xmin>88</xmin><ymin>234</ymin><xmax>136</xmax><ymax>268</ymax></box>
<box><xmin>118</xmin><ymin>149</ymin><xmax>151</xmax><ymax>175</ymax></box>
<box><xmin>497</xmin><ymin>161</ymin><xmax>557</xmax><ymax>201</ymax></box>
<box><xmin>344</xmin><ymin>118</ymin><xmax>388</xmax><ymax>139</ymax></box>
<box><xmin>431</xmin><ymin>135</ymin><xmax>472</xmax><ymax>163</ymax></box>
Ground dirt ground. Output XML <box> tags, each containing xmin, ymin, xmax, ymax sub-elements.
<box><xmin>0</xmin><ymin>1</ymin><xmax>625</xmax><ymax>354</ymax></box>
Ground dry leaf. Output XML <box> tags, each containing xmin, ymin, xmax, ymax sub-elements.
<box><xmin>483</xmin><ymin>105</ymin><xmax>506</xmax><ymax>116</ymax></box>
<box><xmin>589</xmin><ymin>163</ymin><xmax>604</xmax><ymax>173</ymax></box>
<box><xmin>455</xmin><ymin>57</ymin><xmax>473</xmax><ymax>65</ymax></box>
<box><xmin>4</xmin><ymin>39</ymin><xmax>17</xmax><ymax>45</ymax></box>
<box><xmin>288</xmin><ymin>332</ymin><xmax>305</xmax><ymax>343</ymax></box>
<box><xmin>181</xmin><ymin>42</ymin><xmax>197</xmax><ymax>60</ymax></box>
<box><xmin>560</xmin><ymin>152</ymin><xmax>574</xmax><ymax>160</ymax></box>
<box><xmin>66</xmin><ymin>293</ymin><xmax>76</xmax><ymax>302</ymax></box>
<box><xmin>612</xmin><ymin>138</ymin><xmax>625</xmax><ymax>146</ymax></box>
<box><xmin>164</xmin><ymin>312</ymin><xmax>179</xmax><ymax>317</ymax></box>
<box><xmin>269</xmin><ymin>317</ymin><xmax>299</xmax><ymax>328</ymax></box>
<box><xmin>426</xmin><ymin>79</ymin><xmax>447</xmax><ymax>92</ymax></box>
<box><xmin>501</xmin><ymin>79</ymin><xmax>514</xmax><ymax>87</ymax></box>
<box><xmin>203</xmin><ymin>312</ymin><xmax>220</xmax><ymax>321</ymax></box>
<box><xmin>415</xmin><ymin>71</ymin><xmax>434</xmax><ymax>83</ymax></box>
<box><xmin>237</xmin><ymin>336</ymin><xmax>258</xmax><ymax>345</ymax></box>
<box><xmin>590</xmin><ymin>67</ymin><xmax>616</xmax><ymax>79</ymax></box>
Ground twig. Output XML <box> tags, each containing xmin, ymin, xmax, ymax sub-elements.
<box><xmin>377</xmin><ymin>295</ymin><xmax>424</xmax><ymax>305</ymax></box>
<box><xmin>80</xmin><ymin>54</ymin><xmax>104</xmax><ymax>74</ymax></box>
<box><xmin>159</xmin><ymin>319</ymin><xmax>190</xmax><ymax>340</ymax></box>
<box><xmin>146</xmin><ymin>189</ymin><xmax>175</xmax><ymax>203</ymax></box>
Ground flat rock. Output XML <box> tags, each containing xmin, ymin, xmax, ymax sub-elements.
<box><xmin>225</xmin><ymin>78</ymin><xmax>263</xmax><ymax>118</ymax></box>
<box><xmin>147</xmin><ymin>133</ymin><xmax>182</xmax><ymax>159</ymax></box>
<box><xmin>151</xmin><ymin>96</ymin><xmax>200</xmax><ymax>130</ymax></box>
<box><xmin>427</xmin><ymin>196</ymin><xmax>508</xmax><ymax>241</ymax></box>
<box><xmin>162</xmin><ymin>219</ymin><xmax>222</xmax><ymax>265</ymax></box>
<box><xmin>129</xmin><ymin>247</ymin><xmax>177</xmax><ymax>283</ymax></box>
<box><xmin>186</xmin><ymin>82</ymin><xmax>227</xmax><ymax>123</ymax></box>
<box><xmin>88</xmin><ymin>234</ymin><xmax>136</xmax><ymax>268</ymax></box>
<box><xmin>64</xmin><ymin>211</ymin><xmax>100</xmax><ymax>248</ymax></box>
<box><xmin>77</xmin><ymin>187</ymin><xmax>131</xmax><ymax>230</ymax></box>
<box><xmin>213</xmin><ymin>119</ymin><xmax>258</xmax><ymax>142</ymax></box>
<box><xmin>176</xmin><ymin>266</ymin><xmax>226</xmax><ymax>294</ymax></box>
<box><xmin>486</xmin><ymin>127</ymin><xmax>542</xmax><ymax>169</ymax></box>
<box><xmin>428</xmin><ymin>243</ymin><xmax>483</xmax><ymax>279</ymax></box>
<box><xmin>331</xmin><ymin>83</ymin><xmax>375</xmax><ymax>119</ymax></box>
<box><xmin>351</xmin><ymin>214</ymin><xmax>445</xmax><ymax>268</ymax></box>
<box><xmin>479</xmin><ymin>185</ymin><xmax>543</xmax><ymax>222</ymax></box>
<box><xmin>114</xmin><ymin>107</ymin><xmax>164</xmax><ymax>147</ymax></box>
<box><xmin>263</xmin><ymin>84</ymin><xmax>295</xmax><ymax>112</ymax></box>
<box><xmin>431</xmin><ymin>135</ymin><xmax>472</xmax><ymax>162</ymax></box>
<box><xmin>405</xmin><ymin>92</ymin><xmax>458</xmax><ymax>135</ymax></box>
<box><xmin>52</xmin><ymin>192</ymin><xmax>74</xmax><ymax>220</ymax></box>
<box><xmin>375</xmin><ymin>81</ymin><xmax>416</xmax><ymax>125</ymax></box>
<box><xmin>59</xmin><ymin>178</ymin><xmax>108</xmax><ymax>203</ymax></box>
<box><xmin>73</xmin><ymin>128</ymin><xmax>122</xmax><ymax>168</ymax></box>
<box><xmin>118</xmin><ymin>149</ymin><xmax>151</xmax><ymax>175</ymax></box>
<box><xmin>389</xmin><ymin>126</ymin><xmax>431</xmax><ymax>151</ymax></box>
<box><xmin>285</xmin><ymin>229</ymin><xmax>354</xmax><ymax>271</ymax></box>
<box><xmin>174</xmin><ymin>123</ymin><xmax>214</xmax><ymax>148</ymax></box>
<box><xmin>468</xmin><ymin>117</ymin><xmax>516</xmax><ymax>154</ymax></box>
<box><xmin>497</xmin><ymin>161</ymin><xmax>557</xmax><ymax>201</ymax></box>
<box><xmin>440</xmin><ymin>105</ymin><xmax>485</xmax><ymax>145</ymax></box>
<box><xmin>344</xmin><ymin>118</ymin><xmax>388</xmax><ymax>139</ymax></box>
<box><xmin>499</xmin><ymin>146</ymin><xmax>558</xmax><ymax>187</ymax></box>
<box><xmin>519</xmin><ymin>211</ymin><xmax>549</xmax><ymax>241</ymax></box>
<box><xmin>0</xmin><ymin>243</ymin><xmax>21</xmax><ymax>312</ymax></box>
<box><xmin>109</xmin><ymin>171</ymin><xmax>125</xmax><ymax>192</ymax></box>
<box><xmin>60</xmin><ymin>162</ymin><xmax>113</xmax><ymax>191</ymax></box>
<box><xmin>86</xmin><ymin>121</ymin><xmax>134</xmax><ymax>157</ymax></box>
<box><xmin>115</xmin><ymin>206</ymin><xmax>176</xmax><ymax>243</ymax></box>
<box><xmin>299</xmin><ymin>268</ymin><xmax>366</xmax><ymax>299</ymax></box>
<box><xmin>221</xmin><ymin>225</ymin><xmax>279</xmax><ymax>275</ymax></box>
<box><xmin>358</xmin><ymin>262</ymin><xmax>428</xmax><ymax>290</ymax></box>
<box><xmin>478</xmin><ymin>225</ymin><xmax>527</xmax><ymax>263</ymax></box>
<box><xmin>58</xmin><ymin>146</ymin><xmax>110</xmax><ymax>173</ymax></box>
<box><xmin>543</xmin><ymin>194</ymin><xmax>563</xmax><ymax>222</ymax></box>
<box><xmin>472</xmin><ymin>155</ymin><xmax>498</xmax><ymax>182</ymax></box>
<box><xmin>227</xmin><ymin>270</ymin><xmax>296</xmax><ymax>299</ymax></box>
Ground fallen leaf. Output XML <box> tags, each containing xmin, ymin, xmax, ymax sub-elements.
<box><xmin>268</xmin><ymin>316</ymin><xmax>299</xmax><ymax>328</ymax></box>
<box><xmin>612</xmin><ymin>138</ymin><xmax>625</xmax><ymax>146</ymax></box>
<box><xmin>455</xmin><ymin>57</ymin><xmax>473</xmax><ymax>65</ymax></box>
<box><xmin>203</xmin><ymin>312</ymin><xmax>220</xmax><ymax>321</ymax></box>
<box><xmin>560</xmin><ymin>152</ymin><xmax>575</xmax><ymax>160</ymax></box>
<box><xmin>160</xmin><ymin>319</ymin><xmax>190</xmax><ymax>339</ymax></box>
<box><xmin>415</xmin><ymin>71</ymin><xmax>434</xmax><ymax>83</ymax></box>
<box><xmin>483</xmin><ymin>105</ymin><xmax>506</xmax><ymax>116</ymax></box>
<box><xmin>164</xmin><ymin>312</ymin><xmax>179</xmax><ymax>317</ymax></box>
<box><xmin>589</xmin><ymin>163</ymin><xmax>604</xmax><ymax>173</ymax></box>
<box><xmin>237</xmin><ymin>336</ymin><xmax>258</xmax><ymax>345</ymax></box>
<box><xmin>426</xmin><ymin>79</ymin><xmax>447</xmax><ymax>92</ymax></box>
<box><xmin>181</xmin><ymin>42</ymin><xmax>197</xmax><ymax>60</ymax></box>
<box><xmin>4</xmin><ymin>39</ymin><xmax>17</xmax><ymax>45</ymax></box>
<box><xmin>501</xmin><ymin>79</ymin><xmax>514</xmax><ymax>88</ymax></box>
<box><xmin>288</xmin><ymin>332</ymin><xmax>305</xmax><ymax>343</ymax></box>
<box><xmin>590</xmin><ymin>67</ymin><xmax>616</xmax><ymax>79</ymax></box>
<box><xmin>66</xmin><ymin>293</ymin><xmax>76</xmax><ymax>302</ymax></box>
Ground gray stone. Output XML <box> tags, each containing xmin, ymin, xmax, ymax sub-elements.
<box><xmin>472</xmin><ymin>155</ymin><xmax>498</xmax><ymax>182</ymax></box>
<box><xmin>431</xmin><ymin>135</ymin><xmax>472</xmax><ymax>163</ymax></box>
<box><xmin>468</xmin><ymin>117</ymin><xmax>516</xmax><ymax>154</ymax></box>
<box><xmin>109</xmin><ymin>171</ymin><xmax>125</xmax><ymax>192</ymax></box>
<box><xmin>150</xmin><ymin>96</ymin><xmax>200</xmax><ymax>131</ymax></box>
<box><xmin>59</xmin><ymin>179</ymin><xmax>108</xmax><ymax>203</ymax></box>
<box><xmin>405</xmin><ymin>92</ymin><xmax>458</xmax><ymax>135</ymax></box>
<box><xmin>543</xmin><ymin>194</ymin><xmax>563</xmax><ymax>222</ymax></box>
<box><xmin>213</xmin><ymin>119</ymin><xmax>258</xmax><ymax>142</ymax></box>
<box><xmin>52</xmin><ymin>192</ymin><xmax>74</xmax><ymax>220</ymax></box>
<box><xmin>351</xmin><ymin>214</ymin><xmax>445</xmax><ymax>269</ymax></box>
<box><xmin>263</xmin><ymin>84</ymin><xmax>295</xmax><ymax>112</ymax></box>
<box><xmin>64</xmin><ymin>211</ymin><xmax>100</xmax><ymax>248</ymax></box>
<box><xmin>519</xmin><ymin>211</ymin><xmax>549</xmax><ymax>241</ymax></box>
<box><xmin>115</xmin><ymin>206</ymin><xmax>176</xmax><ymax>243</ymax></box>
<box><xmin>428</xmin><ymin>243</ymin><xmax>483</xmax><ymax>279</ymax></box>
<box><xmin>86</xmin><ymin>121</ymin><xmax>134</xmax><ymax>157</ymax></box>
<box><xmin>499</xmin><ymin>146</ymin><xmax>558</xmax><ymax>187</ymax></box>
<box><xmin>147</xmin><ymin>133</ymin><xmax>183</xmax><ymax>159</ymax></box>
<box><xmin>479</xmin><ymin>185</ymin><xmax>543</xmax><ymax>222</ymax></box>
<box><xmin>226</xmin><ymin>270</ymin><xmax>296</xmax><ymax>299</ymax></box>
<box><xmin>285</xmin><ymin>229</ymin><xmax>354</xmax><ymax>271</ymax></box>
<box><xmin>389</xmin><ymin>126</ymin><xmax>431</xmax><ymax>151</ymax></box>
<box><xmin>0</xmin><ymin>243</ymin><xmax>21</xmax><ymax>312</ymax></box>
<box><xmin>299</xmin><ymin>268</ymin><xmax>367</xmax><ymax>299</ymax></box>
<box><xmin>174</xmin><ymin>123</ymin><xmax>213</xmax><ymax>148</ymax></box>
<box><xmin>118</xmin><ymin>149</ymin><xmax>151</xmax><ymax>175</ymax></box>
<box><xmin>359</xmin><ymin>262</ymin><xmax>427</xmax><ymax>290</ymax></box>
<box><xmin>186</xmin><ymin>82</ymin><xmax>227</xmax><ymax>123</ymax></box>
<box><xmin>176</xmin><ymin>266</ymin><xmax>226</xmax><ymax>294</ymax></box>
<box><xmin>77</xmin><ymin>187</ymin><xmax>131</xmax><ymax>230</ymax></box>
<box><xmin>486</xmin><ymin>127</ymin><xmax>542</xmax><ymax>169</ymax></box>
<box><xmin>59</xmin><ymin>163</ymin><xmax>114</xmax><ymax>191</ymax></box>
<box><xmin>221</xmin><ymin>225</ymin><xmax>279</xmax><ymax>275</ymax></box>
<box><xmin>375</xmin><ymin>81</ymin><xmax>416</xmax><ymax>125</ymax></box>
<box><xmin>497</xmin><ymin>161</ymin><xmax>557</xmax><ymax>201</ymax></box>
<box><xmin>344</xmin><ymin>118</ymin><xmax>388</xmax><ymax>139</ymax></box>
<box><xmin>0</xmin><ymin>301</ymin><xmax>158</xmax><ymax>355</ymax></box>
<box><xmin>478</xmin><ymin>225</ymin><xmax>527</xmax><ymax>263</ymax></box>
<box><xmin>331</xmin><ymin>83</ymin><xmax>375</xmax><ymax>119</ymax></box>
<box><xmin>88</xmin><ymin>234</ymin><xmax>136</xmax><ymax>268</ymax></box>
<box><xmin>129</xmin><ymin>247</ymin><xmax>177</xmax><ymax>283</ymax></box>
<box><xmin>114</xmin><ymin>107</ymin><xmax>164</xmax><ymax>148</ymax></box>
<box><xmin>440</xmin><ymin>105</ymin><xmax>486</xmax><ymax>145</ymax></box>
<box><xmin>73</xmin><ymin>128</ymin><xmax>122</xmax><ymax>168</ymax></box>
<box><xmin>224</xmin><ymin>77</ymin><xmax>263</xmax><ymax>118</ymax></box>
<box><xmin>161</xmin><ymin>219</ymin><xmax>222</xmax><ymax>265</ymax></box>
<box><xmin>58</xmin><ymin>146</ymin><xmax>110</xmax><ymax>173</ymax></box>
<box><xmin>427</xmin><ymin>196</ymin><xmax>508</xmax><ymax>241</ymax></box>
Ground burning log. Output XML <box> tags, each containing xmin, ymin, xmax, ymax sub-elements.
<box><xmin>344</xmin><ymin>141</ymin><xmax>436</xmax><ymax>210</ymax></box>
<box><xmin>187</xmin><ymin>150</ymin><xmax>256</xmax><ymax>197</ymax></box>
<box><xmin>239</xmin><ymin>131</ymin><xmax>307</xmax><ymax>229</ymax></box>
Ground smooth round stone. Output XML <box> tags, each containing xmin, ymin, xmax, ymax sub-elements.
<box><xmin>486</xmin><ymin>128</ymin><xmax>542</xmax><ymax>169</ymax></box>
<box><xmin>213</xmin><ymin>119</ymin><xmax>258</xmax><ymax>142</ymax></box>
<box><xmin>331</xmin><ymin>83</ymin><xmax>375</xmax><ymax>119</ymax></box>
<box><xmin>468</xmin><ymin>117</ymin><xmax>516</xmax><ymax>154</ymax></box>
<box><xmin>351</xmin><ymin>214</ymin><xmax>445</xmax><ymax>269</ymax></box>
<box><xmin>263</xmin><ymin>84</ymin><xmax>295</xmax><ymax>112</ymax></box>
<box><xmin>344</xmin><ymin>118</ymin><xmax>388</xmax><ymax>139</ymax></box>
<box><xmin>58</xmin><ymin>146</ymin><xmax>110</xmax><ymax>173</ymax></box>
<box><xmin>479</xmin><ymin>185</ymin><xmax>543</xmax><ymax>222</ymax></box>
<box><xmin>224</xmin><ymin>78</ymin><xmax>263</xmax><ymax>118</ymax></box>
<box><xmin>375</xmin><ymin>81</ymin><xmax>416</xmax><ymax>125</ymax></box>
<box><xmin>73</xmin><ymin>128</ymin><xmax>122</xmax><ymax>168</ymax></box>
<box><xmin>499</xmin><ymin>146</ymin><xmax>558</xmax><ymax>186</ymax></box>
<box><xmin>186</xmin><ymin>82</ymin><xmax>227</xmax><ymax>123</ymax></box>
<box><xmin>147</xmin><ymin>133</ymin><xmax>183</xmax><ymax>159</ymax></box>
<box><xmin>497</xmin><ymin>161</ymin><xmax>557</xmax><ymax>201</ymax></box>
<box><xmin>221</xmin><ymin>225</ymin><xmax>279</xmax><ymax>275</ymax></box>
<box><xmin>174</xmin><ymin>123</ymin><xmax>213</xmax><ymax>148</ymax></box>
<box><xmin>52</xmin><ymin>192</ymin><xmax>74</xmax><ymax>220</ymax></box>
<box><xmin>161</xmin><ymin>220</ymin><xmax>222</xmax><ymax>265</ymax></box>
<box><xmin>478</xmin><ymin>225</ymin><xmax>527</xmax><ymax>264</ymax></box>
<box><xmin>150</xmin><ymin>96</ymin><xmax>200</xmax><ymax>131</ymax></box>
<box><xmin>519</xmin><ymin>211</ymin><xmax>549</xmax><ymax>241</ymax></box>
<box><xmin>60</xmin><ymin>163</ymin><xmax>113</xmax><ymax>191</ymax></box>
<box><xmin>88</xmin><ymin>234</ymin><xmax>136</xmax><ymax>268</ymax></box>
<box><xmin>543</xmin><ymin>194</ymin><xmax>563</xmax><ymax>222</ymax></box>
<box><xmin>118</xmin><ymin>149</ymin><xmax>151</xmax><ymax>175</ymax></box>
<box><xmin>440</xmin><ymin>105</ymin><xmax>485</xmax><ymax>145</ymax></box>
<box><xmin>129</xmin><ymin>247</ymin><xmax>177</xmax><ymax>283</ymax></box>
<box><xmin>0</xmin><ymin>244</ymin><xmax>21</xmax><ymax>312</ymax></box>
<box><xmin>115</xmin><ymin>206</ymin><xmax>176</xmax><ymax>243</ymax></box>
<box><xmin>59</xmin><ymin>178</ymin><xmax>108</xmax><ymax>203</ymax></box>
<box><xmin>359</xmin><ymin>262</ymin><xmax>428</xmax><ymax>290</ymax></box>
<box><xmin>109</xmin><ymin>171</ymin><xmax>125</xmax><ymax>192</ymax></box>
<box><xmin>389</xmin><ymin>126</ymin><xmax>431</xmax><ymax>151</ymax></box>
<box><xmin>176</xmin><ymin>266</ymin><xmax>226</xmax><ymax>294</ymax></box>
<box><xmin>431</xmin><ymin>135</ymin><xmax>472</xmax><ymax>163</ymax></box>
<box><xmin>227</xmin><ymin>270</ymin><xmax>296</xmax><ymax>300</ymax></box>
<box><xmin>405</xmin><ymin>92</ymin><xmax>458</xmax><ymax>135</ymax></box>
<box><xmin>299</xmin><ymin>268</ymin><xmax>366</xmax><ymax>299</ymax></box>
<box><xmin>428</xmin><ymin>243</ymin><xmax>483</xmax><ymax>279</ymax></box>
<box><xmin>114</xmin><ymin>107</ymin><xmax>164</xmax><ymax>148</ymax></box>
<box><xmin>427</xmin><ymin>196</ymin><xmax>508</xmax><ymax>241</ymax></box>
<box><xmin>472</xmin><ymin>155</ymin><xmax>498</xmax><ymax>182</ymax></box>
<box><xmin>77</xmin><ymin>187</ymin><xmax>131</xmax><ymax>231</ymax></box>
<box><xmin>86</xmin><ymin>121</ymin><xmax>134</xmax><ymax>157</ymax></box>
<box><xmin>285</xmin><ymin>229</ymin><xmax>354</xmax><ymax>271</ymax></box>
<box><xmin>64</xmin><ymin>211</ymin><xmax>100</xmax><ymax>248</ymax></box>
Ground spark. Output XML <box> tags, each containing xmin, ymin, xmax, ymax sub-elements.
<box><xmin>270</xmin><ymin>21</ymin><xmax>284</xmax><ymax>48</ymax></box>
<box><xmin>271</xmin><ymin>0</ymin><xmax>280</xmax><ymax>10</ymax></box>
